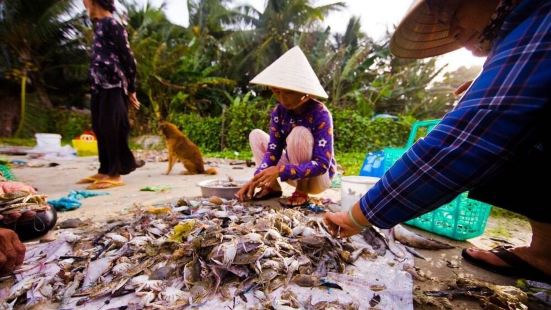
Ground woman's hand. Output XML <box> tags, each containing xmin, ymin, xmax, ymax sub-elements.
<box><xmin>0</xmin><ymin>228</ymin><xmax>25</xmax><ymax>275</ymax></box>
<box><xmin>129</xmin><ymin>92</ymin><xmax>141</xmax><ymax>110</ymax></box>
<box><xmin>251</xmin><ymin>166</ymin><xmax>280</xmax><ymax>189</ymax></box>
<box><xmin>323</xmin><ymin>211</ymin><xmax>363</xmax><ymax>238</ymax></box>
<box><xmin>235</xmin><ymin>180</ymin><xmax>260</xmax><ymax>202</ymax></box>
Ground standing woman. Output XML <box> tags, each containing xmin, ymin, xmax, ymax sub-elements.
<box><xmin>78</xmin><ymin>0</ymin><xmax>143</xmax><ymax>189</ymax></box>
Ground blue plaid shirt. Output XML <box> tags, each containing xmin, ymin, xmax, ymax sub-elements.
<box><xmin>360</xmin><ymin>0</ymin><xmax>551</xmax><ymax>229</ymax></box>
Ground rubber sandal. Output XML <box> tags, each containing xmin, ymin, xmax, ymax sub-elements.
<box><xmin>462</xmin><ymin>246</ymin><xmax>551</xmax><ymax>283</ymax></box>
<box><xmin>278</xmin><ymin>191</ymin><xmax>309</xmax><ymax>208</ymax></box>
<box><xmin>76</xmin><ymin>177</ymin><xmax>99</xmax><ymax>184</ymax></box>
<box><xmin>86</xmin><ymin>180</ymin><xmax>125</xmax><ymax>190</ymax></box>
<box><xmin>251</xmin><ymin>187</ymin><xmax>283</xmax><ymax>201</ymax></box>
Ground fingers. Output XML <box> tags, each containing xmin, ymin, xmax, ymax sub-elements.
<box><xmin>0</xmin><ymin>252</ymin><xmax>7</xmax><ymax>276</ymax></box>
<box><xmin>246</xmin><ymin>181</ymin><xmax>258</xmax><ymax>199</ymax></box>
<box><xmin>19</xmin><ymin>211</ymin><xmax>36</xmax><ymax>221</ymax></box>
<box><xmin>1</xmin><ymin>212</ymin><xmax>21</xmax><ymax>224</ymax></box>
<box><xmin>0</xmin><ymin>237</ymin><xmax>17</xmax><ymax>274</ymax></box>
<box><xmin>235</xmin><ymin>186</ymin><xmax>247</xmax><ymax>201</ymax></box>
<box><xmin>323</xmin><ymin>212</ymin><xmax>359</xmax><ymax>238</ymax></box>
<box><xmin>323</xmin><ymin>213</ymin><xmax>340</xmax><ymax>237</ymax></box>
<box><xmin>10</xmin><ymin>233</ymin><xmax>25</xmax><ymax>266</ymax></box>
<box><xmin>236</xmin><ymin>182</ymin><xmax>259</xmax><ymax>201</ymax></box>
<box><xmin>454</xmin><ymin>80</ymin><xmax>473</xmax><ymax>96</ymax></box>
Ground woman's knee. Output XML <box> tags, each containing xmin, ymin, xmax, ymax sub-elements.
<box><xmin>249</xmin><ymin>129</ymin><xmax>267</xmax><ymax>145</ymax></box>
<box><xmin>286</xmin><ymin>126</ymin><xmax>313</xmax><ymax>148</ymax></box>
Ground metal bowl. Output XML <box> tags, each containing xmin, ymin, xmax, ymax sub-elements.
<box><xmin>197</xmin><ymin>179</ymin><xmax>248</xmax><ymax>199</ymax></box>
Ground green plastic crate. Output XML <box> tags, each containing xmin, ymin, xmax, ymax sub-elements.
<box><xmin>382</xmin><ymin>120</ymin><xmax>492</xmax><ymax>240</ymax></box>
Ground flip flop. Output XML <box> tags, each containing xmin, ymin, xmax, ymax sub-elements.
<box><xmin>278</xmin><ymin>191</ymin><xmax>309</xmax><ymax>208</ymax></box>
<box><xmin>251</xmin><ymin>186</ymin><xmax>283</xmax><ymax>201</ymax></box>
<box><xmin>462</xmin><ymin>246</ymin><xmax>551</xmax><ymax>283</ymax></box>
<box><xmin>86</xmin><ymin>180</ymin><xmax>125</xmax><ymax>190</ymax></box>
<box><xmin>76</xmin><ymin>177</ymin><xmax>99</xmax><ymax>184</ymax></box>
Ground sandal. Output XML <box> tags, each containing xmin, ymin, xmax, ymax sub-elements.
<box><xmin>252</xmin><ymin>186</ymin><xmax>283</xmax><ymax>201</ymax></box>
<box><xmin>86</xmin><ymin>179</ymin><xmax>125</xmax><ymax>190</ymax></box>
<box><xmin>278</xmin><ymin>191</ymin><xmax>309</xmax><ymax>207</ymax></box>
<box><xmin>462</xmin><ymin>246</ymin><xmax>551</xmax><ymax>282</ymax></box>
<box><xmin>76</xmin><ymin>176</ymin><xmax>99</xmax><ymax>184</ymax></box>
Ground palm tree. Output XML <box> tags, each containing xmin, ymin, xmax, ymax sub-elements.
<box><xmin>0</xmin><ymin>0</ymin><xmax>83</xmax><ymax>108</ymax></box>
<box><xmin>225</xmin><ymin>0</ymin><xmax>345</xmax><ymax>89</ymax></box>
<box><xmin>123</xmin><ymin>1</ymin><xmax>234</xmax><ymax>121</ymax></box>
<box><xmin>0</xmin><ymin>0</ymin><xmax>85</xmax><ymax>135</ymax></box>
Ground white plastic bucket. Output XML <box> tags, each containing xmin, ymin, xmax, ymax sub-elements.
<box><xmin>35</xmin><ymin>133</ymin><xmax>62</xmax><ymax>151</ymax></box>
<box><xmin>340</xmin><ymin>176</ymin><xmax>380</xmax><ymax>210</ymax></box>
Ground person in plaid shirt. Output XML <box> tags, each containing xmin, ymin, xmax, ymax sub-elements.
<box><xmin>325</xmin><ymin>0</ymin><xmax>550</xmax><ymax>282</ymax></box>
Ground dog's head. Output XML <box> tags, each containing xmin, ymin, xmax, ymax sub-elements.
<box><xmin>159</xmin><ymin>121</ymin><xmax>180</xmax><ymax>139</ymax></box>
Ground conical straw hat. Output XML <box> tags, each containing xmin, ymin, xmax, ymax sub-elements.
<box><xmin>390</xmin><ymin>0</ymin><xmax>463</xmax><ymax>59</ymax></box>
<box><xmin>250</xmin><ymin>46</ymin><xmax>328</xmax><ymax>99</ymax></box>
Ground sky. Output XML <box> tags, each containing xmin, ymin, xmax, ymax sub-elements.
<box><xmin>137</xmin><ymin>0</ymin><xmax>486</xmax><ymax>72</ymax></box>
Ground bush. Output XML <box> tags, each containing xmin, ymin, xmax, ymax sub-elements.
<box><xmin>168</xmin><ymin>107</ymin><xmax>413</xmax><ymax>155</ymax></box>
<box><xmin>171</xmin><ymin>114</ymin><xmax>222</xmax><ymax>152</ymax></box>
<box><xmin>50</xmin><ymin>109</ymin><xmax>91</xmax><ymax>140</ymax></box>
<box><xmin>224</xmin><ymin>100</ymin><xmax>272</xmax><ymax>151</ymax></box>
<box><xmin>332</xmin><ymin>109</ymin><xmax>412</xmax><ymax>153</ymax></box>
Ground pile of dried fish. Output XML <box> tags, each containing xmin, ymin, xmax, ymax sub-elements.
<box><xmin>0</xmin><ymin>196</ymin><xmax>445</xmax><ymax>309</ymax></box>
<box><xmin>0</xmin><ymin>191</ymin><xmax>49</xmax><ymax>216</ymax></box>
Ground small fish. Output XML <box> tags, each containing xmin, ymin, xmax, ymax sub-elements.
<box><xmin>405</xmin><ymin>246</ymin><xmax>427</xmax><ymax>260</ymax></box>
<box><xmin>392</xmin><ymin>224</ymin><xmax>453</xmax><ymax>250</ymax></box>
<box><xmin>361</xmin><ymin>227</ymin><xmax>387</xmax><ymax>256</ymax></box>
<box><xmin>291</xmin><ymin>274</ymin><xmax>343</xmax><ymax>290</ymax></box>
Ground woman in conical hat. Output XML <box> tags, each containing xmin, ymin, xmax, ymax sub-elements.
<box><xmin>325</xmin><ymin>0</ymin><xmax>551</xmax><ymax>282</ymax></box>
<box><xmin>236</xmin><ymin>46</ymin><xmax>336</xmax><ymax>206</ymax></box>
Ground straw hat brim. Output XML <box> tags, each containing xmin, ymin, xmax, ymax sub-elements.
<box><xmin>250</xmin><ymin>46</ymin><xmax>329</xmax><ymax>99</ymax></box>
<box><xmin>390</xmin><ymin>0</ymin><xmax>463</xmax><ymax>59</ymax></box>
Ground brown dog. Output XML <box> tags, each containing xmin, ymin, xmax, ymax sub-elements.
<box><xmin>159</xmin><ymin>121</ymin><xmax>217</xmax><ymax>175</ymax></box>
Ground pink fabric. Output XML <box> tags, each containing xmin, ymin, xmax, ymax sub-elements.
<box><xmin>0</xmin><ymin>181</ymin><xmax>36</xmax><ymax>195</ymax></box>
<box><xmin>249</xmin><ymin>127</ymin><xmax>331</xmax><ymax>194</ymax></box>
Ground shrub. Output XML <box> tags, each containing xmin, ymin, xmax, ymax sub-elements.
<box><xmin>168</xmin><ymin>107</ymin><xmax>413</xmax><ymax>155</ymax></box>
<box><xmin>224</xmin><ymin>100</ymin><xmax>272</xmax><ymax>151</ymax></box>
<box><xmin>332</xmin><ymin>109</ymin><xmax>412</xmax><ymax>153</ymax></box>
<box><xmin>171</xmin><ymin>114</ymin><xmax>222</xmax><ymax>152</ymax></box>
<box><xmin>50</xmin><ymin>109</ymin><xmax>92</xmax><ymax>140</ymax></box>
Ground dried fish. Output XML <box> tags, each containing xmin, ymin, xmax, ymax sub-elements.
<box><xmin>393</xmin><ymin>224</ymin><xmax>454</xmax><ymax>250</ymax></box>
<box><xmin>6</xmin><ymin>195</ymin><xmax>408</xmax><ymax>309</ymax></box>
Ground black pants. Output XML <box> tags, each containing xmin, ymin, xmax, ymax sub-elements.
<box><xmin>469</xmin><ymin>142</ymin><xmax>550</xmax><ymax>223</ymax></box>
<box><xmin>91</xmin><ymin>88</ymin><xmax>137</xmax><ymax>176</ymax></box>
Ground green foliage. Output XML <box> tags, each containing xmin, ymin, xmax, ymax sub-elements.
<box><xmin>1</xmin><ymin>0</ymin><xmax>463</xmax><ymax>139</ymax></box>
<box><xmin>49</xmin><ymin>109</ymin><xmax>91</xmax><ymax>140</ymax></box>
<box><xmin>224</xmin><ymin>95</ymin><xmax>273</xmax><ymax>151</ymax></box>
<box><xmin>0</xmin><ymin>138</ymin><xmax>36</xmax><ymax>147</ymax></box>
<box><xmin>11</xmin><ymin>93</ymin><xmax>90</xmax><ymax>140</ymax></box>
<box><xmin>332</xmin><ymin>109</ymin><xmax>411</xmax><ymax>153</ymax></box>
<box><xmin>170</xmin><ymin>114</ymin><xmax>222</xmax><ymax>152</ymax></box>
<box><xmin>334</xmin><ymin>151</ymin><xmax>364</xmax><ymax>176</ymax></box>
<box><xmin>168</xmin><ymin>103</ymin><xmax>413</xmax><ymax>160</ymax></box>
<box><xmin>204</xmin><ymin>150</ymin><xmax>253</xmax><ymax>161</ymax></box>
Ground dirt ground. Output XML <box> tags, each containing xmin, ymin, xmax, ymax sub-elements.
<box><xmin>5</xmin><ymin>154</ymin><xmax>535</xmax><ymax>309</ymax></box>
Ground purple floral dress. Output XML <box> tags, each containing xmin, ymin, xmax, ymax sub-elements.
<box><xmin>255</xmin><ymin>99</ymin><xmax>337</xmax><ymax>181</ymax></box>
<box><xmin>89</xmin><ymin>17</ymin><xmax>136</xmax><ymax>94</ymax></box>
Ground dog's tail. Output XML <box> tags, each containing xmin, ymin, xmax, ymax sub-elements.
<box><xmin>204</xmin><ymin>167</ymin><xmax>218</xmax><ymax>175</ymax></box>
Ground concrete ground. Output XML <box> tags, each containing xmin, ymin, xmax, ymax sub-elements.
<box><xmin>5</xmin><ymin>154</ymin><xmax>535</xmax><ymax>309</ymax></box>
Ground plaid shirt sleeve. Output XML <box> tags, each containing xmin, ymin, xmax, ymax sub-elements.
<box><xmin>360</xmin><ymin>2</ymin><xmax>551</xmax><ymax>229</ymax></box>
